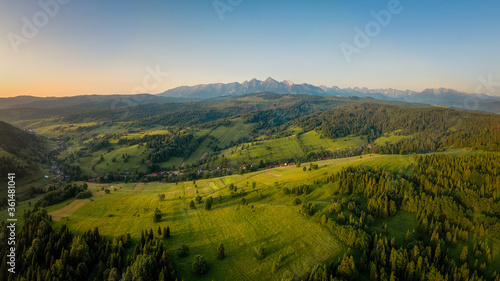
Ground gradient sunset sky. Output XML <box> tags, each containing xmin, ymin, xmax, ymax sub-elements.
<box><xmin>1</xmin><ymin>0</ymin><xmax>499</xmax><ymax>97</ymax></box>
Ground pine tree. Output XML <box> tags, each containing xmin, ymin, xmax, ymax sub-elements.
<box><xmin>217</xmin><ymin>243</ymin><xmax>225</xmax><ymax>259</ymax></box>
<box><xmin>166</xmin><ymin>226</ymin><xmax>170</xmax><ymax>238</ymax></box>
<box><xmin>460</xmin><ymin>246</ymin><xmax>468</xmax><ymax>263</ymax></box>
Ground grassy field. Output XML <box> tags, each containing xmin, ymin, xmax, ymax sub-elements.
<box><xmin>299</xmin><ymin>131</ymin><xmax>366</xmax><ymax>152</ymax></box>
<box><xmin>45</xmin><ymin>154</ymin><xmax>414</xmax><ymax>281</ymax></box>
<box><xmin>28</xmin><ymin>121</ymin><xmax>131</xmax><ymax>139</ymax></box>
<box><xmin>74</xmin><ymin>143</ymin><xmax>150</xmax><ymax>176</ymax></box>
<box><xmin>184</xmin><ymin>138</ymin><xmax>214</xmax><ymax>165</ymax></box>
<box><xmin>93</xmin><ymin>144</ymin><xmax>149</xmax><ymax>174</ymax></box>
<box><xmin>210</xmin><ymin>118</ymin><xmax>255</xmax><ymax>148</ymax></box>
<box><xmin>223</xmin><ymin>135</ymin><xmax>304</xmax><ymax>164</ymax></box>
<box><xmin>373</xmin><ymin>130</ymin><xmax>412</xmax><ymax>146</ymax></box>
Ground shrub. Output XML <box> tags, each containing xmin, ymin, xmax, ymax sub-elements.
<box><xmin>76</xmin><ymin>190</ymin><xmax>92</xmax><ymax>199</ymax></box>
<box><xmin>329</xmin><ymin>202</ymin><xmax>342</xmax><ymax>214</ymax></box>
<box><xmin>204</xmin><ymin>196</ymin><xmax>213</xmax><ymax>210</ymax></box>
<box><xmin>158</xmin><ymin>194</ymin><xmax>165</xmax><ymax>201</ymax></box>
<box><xmin>272</xmin><ymin>263</ymin><xmax>278</xmax><ymax>273</ymax></box>
<box><xmin>177</xmin><ymin>244</ymin><xmax>189</xmax><ymax>258</ymax></box>
<box><xmin>217</xmin><ymin>243</ymin><xmax>225</xmax><ymax>259</ymax></box>
<box><xmin>366</xmin><ymin>215</ymin><xmax>374</xmax><ymax>226</ymax></box>
<box><xmin>347</xmin><ymin>202</ymin><xmax>356</xmax><ymax>211</ymax></box>
<box><xmin>192</xmin><ymin>255</ymin><xmax>209</xmax><ymax>275</ymax></box>
<box><xmin>301</xmin><ymin>203</ymin><xmax>315</xmax><ymax>216</ymax></box>
<box><xmin>278</xmin><ymin>254</ymin><xmax>284</xmax><ymax>262</ymax></box>
<box><xmin>293</xmin><ymin>198</ymin><xmax>302</xmax><ymax>205</ymax></box>
<box><xmin>255</xmin><ymin>247</ymin><xmax>265</xmax><ymax>259</ymax></box>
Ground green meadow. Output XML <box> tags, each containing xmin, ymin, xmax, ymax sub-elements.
<box><xmin>299</xmin><ymin>131</ymin><xmax>366</xmax><ymax>152</ymax></box>
<box><xmin>373</xmin><ymin>130</ymin><xmax>412</xmax><ymax>146</ymax></box>
<box><xmin>45</xmin><ymin>154</ymin><xmax>414</xmax><ymax>281</ymax></box>
<box><xmin>223</xmin><ymin>136</ymin><xmax>304</xmax><ymax>164</ymax></box>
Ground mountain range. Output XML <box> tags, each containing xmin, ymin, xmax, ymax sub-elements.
<box><xmin>159</xmin><ymin>77</ymin><xmax>500</xmax><ymax>113</ymax></box>
<box><xmin>1</xmin><ymin>78</ymin><xmax>498</xmax><ymax>123</ymax></box>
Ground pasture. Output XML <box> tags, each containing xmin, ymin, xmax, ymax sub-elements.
<box><xmin>47</xmin><ymin>154</ymin><xmax>414</xmax><ymax>280</ymax></box>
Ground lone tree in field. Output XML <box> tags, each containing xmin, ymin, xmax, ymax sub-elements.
<box><xmin>164</xmin><ymin>226</ymin><xmax>170</xmax><ymax>238</ymax></box>
<box><xmin>153</xmin><ymin>208</ymin><xmax>162</xmax><ymax>222</ymax></box>
<box><xmin>158</xmin><ymin>194</ymin><xmax>165</xmax><ymax>201</ymax></box>
<box><xmin>217</xmin><ymin>243</ymin><xmax>225</xmax><ymax>259</ymax></box>
<box><xmin>255</xmin><ymin>246</ymin><xmax>265</xmax><ymax>259</ymax></box>
<box><xmin>192</xmin><ymin>255</ymin><xmax>209</xmax><ymax>275</ymax></box>
<box><xmin>189</xmin><ymin>200</ymin><xmax>196</xmax><ymax>209</ymax></box>
<box><xmin>204</xmin><ymin>196</ymin><xmax>213</xmax><ymax>210</ymax></box>
<box><xmin>157</xmin><ymin>226</ymin><xmax>162</xmax><ymax>235</ymax></box>
<box><xmin>177</xmin><ymin>244</ymin><xmax>190</xmax><ymax>258</ymax></box>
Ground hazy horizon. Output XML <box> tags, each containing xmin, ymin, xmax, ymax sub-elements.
<box><xmin>1</xmin><ymin>76</ymin><xmax>498</xmax><ymax>99</ymax></box>
<box><xmin>2</xmin><ymin>0</ymin><xmax>500</xmax><ymax>98</ymax></box>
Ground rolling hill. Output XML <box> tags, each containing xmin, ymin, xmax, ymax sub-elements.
<box><xmin>0</xmin><ymin>121</ymin><xmax>53</xmax><ymax>189</ymax></box>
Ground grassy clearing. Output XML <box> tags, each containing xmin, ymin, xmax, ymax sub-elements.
<box><xmin>223</xmin><ymin>136</ymin><xmax>304</xmax><ymax>164</ymax></box>
<box><xmin>49</xmin><ymin>198</ymin><xmax>91</xmax><ymax>221</ymax></box>
<box><xmin>185</xmin><ymin>138</ymin><xmax>213</xmax><ymax>165</ymax></box>
<box><xmin>373</xmin><ymin>130</ymin><xmax>412</xmax><ymax>146</ymax></box>
<box><xmin>76</xmin><ymin>144</ymin><xmax>150</xmax><ymax>176</ymax></box>
<box><xmin>369</xmin><ymin>211</ymin><xmax>419</xmax><ymax>245</ymax></box>
<box><xmin>210</xmin><ymin>118</ymin><xmax>254</xmax><ymax>148</ymax></box>
<box><xmin>299</xmin><ymin>131</ymin><xmax>366</xmax><ymax>152</ymax></box>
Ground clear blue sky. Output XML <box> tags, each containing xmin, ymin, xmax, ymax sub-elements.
<box><xmin>1</xmin><ymin>0</ymin><xmax>499</xmax><ymax>97</ymax></box>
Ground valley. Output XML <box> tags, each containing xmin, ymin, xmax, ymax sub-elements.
<box><xmin>0</xmin><ymin>93</ymin><xmax>499</xmax><ymax>281</ymax></box>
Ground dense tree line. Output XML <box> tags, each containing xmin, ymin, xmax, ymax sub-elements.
<box><xmin>305</xmin><ymin>153</ymin><xmax>500</xmax><ymax>281</ymax></box>
<box><xmin>35</xmin><ymin>183</ymin><xmax>89</xmax><ymax>207</ymax></box>
<box><xmin>292</xmin><ymin>103</ymin><xmax>500</xmax><ymax>154</ymax></box>
<box><xmin>135</xmin><ymin>109</ymin><xmax>239</xmax><ymax>128</ymax></box>
<box><xmin>294</xmin><ymin>103</ymin><xmax>459</xmax><ymax>141</ymax></box>
<box><xmin>145</xmin><ymin>134</ymin><xmax>203</xmax><ymax>163</ymax></box>
<box><xmin>0</xmin><ymin>209</ymin><xmax>177</xmax><ymax>281</ymax></box>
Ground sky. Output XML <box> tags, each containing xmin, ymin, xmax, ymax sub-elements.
<box><xmin>1</xmin><ymin>0</ymin><xmax>500</xmax><ymax>97</ymax></box>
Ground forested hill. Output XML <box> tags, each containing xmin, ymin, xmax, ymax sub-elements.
<box><xmin>18</xmin><ymin>93</ymin><xmax>429</xmax><ymax>128</ymax></box>
<box><xmin>0</xmin><ymin>121</ymin><xmax>50</xmax><ymax>180</ymax></box>
<box><xmin>292</xmin><ymin>103</ymin><xmax>500</xmax><ymax>152</ymax></box>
